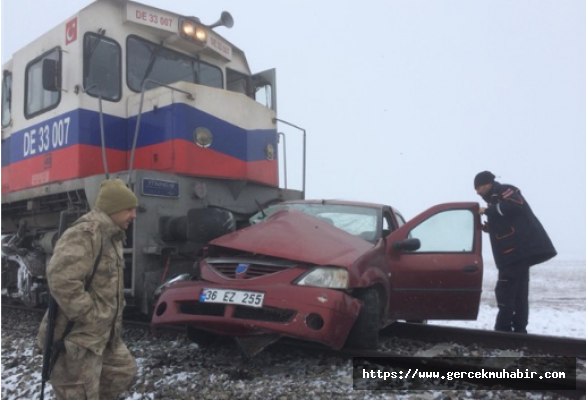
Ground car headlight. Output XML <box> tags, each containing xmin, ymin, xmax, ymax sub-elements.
<box><xmin>295</xmin><ymin>267</ymin><xmax>348</xmax><ymax>289</ymax></box>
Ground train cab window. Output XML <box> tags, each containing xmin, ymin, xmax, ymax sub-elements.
<box><xmin>255</xmin><ymin>83</ymin><xmax>273</xmax><ymax>109</ymax></box>
<box><xmin>1</xmin><ymin>70</ymin><xmax>12</xmax><ymax>128</ymax></box>
<box><xmin>127</xmin><ymin>35</ymin><xmax>223</xmax><ymax>92</ymax></box>
<box><xmin>83</xmin><ymin>33</ymin><xmax>121</xmax><ymax>101</ymax></box>
<box><xmin>25</xmin><ymin>48</ymin><xmax>61</xmax><ymax>118</ymax></box>
<box><xmin>251</xmin><ymin>69</ymin><xmax>277</xmax><ymax>111</ymax></box>
<box><xmin>227</xmin><ymin>69</ymin><xmax>249</xmax><ymax>96</ymax></box>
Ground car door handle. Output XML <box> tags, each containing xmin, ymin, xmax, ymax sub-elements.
<box><xmin>462</xmin><ymin>265</ymin><xmax>478</xmax><ymax>273</ymax></box>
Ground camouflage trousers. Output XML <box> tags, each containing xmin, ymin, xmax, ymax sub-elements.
<box><xmin>50</xmin><ymin>339</ymin><xmax>137</xmax><ymax>400</ymax></box>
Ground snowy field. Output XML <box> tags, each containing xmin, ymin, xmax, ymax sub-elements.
<box><xmin>432</xmin><ymin>257</ymin><xmax>586</xmax><ymax>339</ymax></box>
<box><xmin>1</xmin><ymin>257</ymin><xmax>584</xmax><ymax>400</ymax></box>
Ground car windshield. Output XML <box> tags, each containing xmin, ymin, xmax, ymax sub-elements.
<box><xmin>249</xmin><ymin>202</ymin><xmax>380</xmax><ymax>242</ymax></box>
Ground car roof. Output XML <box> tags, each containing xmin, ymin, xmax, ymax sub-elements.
<box><xmin>280</xmin><ymin>199</ymin><xmax>387</xmax><ymax>209</ymax></box>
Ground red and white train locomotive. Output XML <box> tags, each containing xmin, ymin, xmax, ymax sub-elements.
<box><xmin>1</xmin><ymin>0</ymin><xmax>305</xmax><ymax>314</ymax></box>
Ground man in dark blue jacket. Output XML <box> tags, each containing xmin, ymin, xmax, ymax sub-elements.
<box><xmin>474</xmin><ymin>171</ymin><xmax>557</xmax><ymax>333</ymax></box>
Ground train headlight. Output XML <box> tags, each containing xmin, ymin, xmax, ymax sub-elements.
<box><xmin>265</xmin><ymin>144</ymin><xmax>275</xmax><ymax>160</ymax></box>
<box><xmin>195</xmin><ymin>27</ymin><xmax>207</xmax><ymax>41</ymax></box>
<box><xmin>194</xmin><ymin>127</ymin><xmax>213</xmax><ymax>148</ymax></box>
<box><xmin>179</xmin><ymin>17</ymin><xmax>207</xmax><ymax>43</ymax></box>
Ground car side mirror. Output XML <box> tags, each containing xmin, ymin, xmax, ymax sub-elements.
<box><xmin>42</xmin><ymin>59</ymin><xmax>61</xmax><ymax>92</ymax></box>
<box><xmin>392</xmin><ymin>238</ymin><xmax>421</xmax><ymax>252</ymax></box>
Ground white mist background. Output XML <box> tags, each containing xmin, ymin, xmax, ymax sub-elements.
<box><xmin>2</xmin><ymin>1</ymin><xmax>585</xmax><ymax>261</ymax></box>
<box><xmin>434</xmin><ymin>257</ymin><xmax>586</xmax><ymax>339</ymax></box>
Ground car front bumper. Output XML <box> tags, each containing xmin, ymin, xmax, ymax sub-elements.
<box><xmin>151</xmin><ymin>280</ymin><xmax>362</xmax><ymax>349</ymax></box>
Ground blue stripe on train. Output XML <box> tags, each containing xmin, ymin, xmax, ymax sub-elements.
<box><xmin>2</xmin><ymin>109</ymin><xmax>127</xmax><ymax>166</ymax></box>
<box><xmin>131</xmin><ymin>103</ymin><xmax>277</xmax><ymax>161</ymax></box>
<box><xmin>2</xmin><ymin>104</ymin><xmax>277</xmax><ymax>167</ymax></box>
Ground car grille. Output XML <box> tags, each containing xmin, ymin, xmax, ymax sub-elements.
<box><xmin>210</xmin><ymin>263</ymin><xmax>285</xmax><ymax>279</ymax></box>
<box><xmin>178</xmin><ymin>301</ymin><xmax>295</xmax><ymax>323</ymax></box>
<box><xmin>233</xmin><ymin>306</ymin><xmax>295</xmax><ymax>323</ymax></box>
<box><xmin>179</xmin><ymin>301</ymin><xmax>225</xmax><ymax>316</ymax></box>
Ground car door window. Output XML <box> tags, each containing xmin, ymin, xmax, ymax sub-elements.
<box><xmin>408</xmin><ymin>209</ymin><xmax>474</xmax><ymax>252</ymax></box>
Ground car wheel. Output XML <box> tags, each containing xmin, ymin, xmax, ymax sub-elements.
<box><xmin>186</xmin><ymin>327</ymin><xmax>217</xmax><ymax>347</ymax></box>
<box><xmin>345</xmin><ymin>288</ymin><xmax>381</xmax><ymax>349</ymax></box>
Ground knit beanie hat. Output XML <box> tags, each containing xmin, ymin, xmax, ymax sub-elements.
<box><xmin>95</xmin><ymin>179</ymin><xmax>138</xmax><ymax>215</ymax></box>
<box><xmin>474</xmin><ymin>171</ymin><xmax>495</xmax><ymax>189</ymax></box>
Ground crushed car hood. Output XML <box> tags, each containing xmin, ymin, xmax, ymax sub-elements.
<box><xmin>209</xmin><ymin>210</ymin><xmax>374</xmax><ymax>267</ymax></box>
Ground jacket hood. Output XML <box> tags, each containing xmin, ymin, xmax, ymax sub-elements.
<box><xmin>74</xmin><ymin>209</ymin><xmax>126</xmax><ymax>241</ymax></box>
<box><xmin>209</xmin><ymin>209</ymin><xmax>374</xmax><ymax>267</ymax></box>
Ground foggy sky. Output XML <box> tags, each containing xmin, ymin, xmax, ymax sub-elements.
<box><xmin>2</xmin><ymin>0</ymin><xmax>585</xmax><ymax>258</ymax></box>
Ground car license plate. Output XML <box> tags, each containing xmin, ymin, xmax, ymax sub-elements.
<box><xmin>199</xmin><ymin>288</ymin><xmax>265</xmax><ymax>308</ymax></box>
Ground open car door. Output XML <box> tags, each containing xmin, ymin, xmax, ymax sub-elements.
<box><xmin>386</xmin><ymin>202</ymin><xmax>483</xmax><ymax>321</ymax></box>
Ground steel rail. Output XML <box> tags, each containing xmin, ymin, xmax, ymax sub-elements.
<box><xmin>383</xmin><ymin>322</ymin><xmax>586</xmax><ymax>357</ymax></box>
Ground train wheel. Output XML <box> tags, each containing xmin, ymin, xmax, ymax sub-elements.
<box><xmin>186</xmin><ymin>327</ymin><xmax>217</xmax><ymax>347</ymax></box>
<box><xmin>345</xmin><ymin>288</ymin><xmax>381</xmax><ymax>349</ymax></box>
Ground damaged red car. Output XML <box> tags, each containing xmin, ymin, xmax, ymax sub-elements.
<box><xmin>151</xmin><ymin>200</ymin><xmax>483</xmax><ymax>354</ymax></box>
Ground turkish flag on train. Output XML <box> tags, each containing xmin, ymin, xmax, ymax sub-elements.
<box><xmin>66</xmin><ymin>18</ymin><xmax>77</xmax><ymax>44</ymax></box>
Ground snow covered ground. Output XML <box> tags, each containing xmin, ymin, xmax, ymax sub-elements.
<box><xmin>432</xmin><ymin>257</ymin><xmax>586</xmax><ymax>339</ymax></box>
<box><xmin>1</xmin><ymin>257</ymin><xmax>584</xmax><ymax>400</ymax></box>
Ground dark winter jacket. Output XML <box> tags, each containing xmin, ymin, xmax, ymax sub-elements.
<box><xmin>482</xmin><ymin>181</ymin><xmax>556</xmax><ymax>269</ymax></box>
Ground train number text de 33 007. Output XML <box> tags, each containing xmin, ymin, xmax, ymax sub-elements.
<box><xmin>22</xmin><ymin>117</ymin><xmax>71</xmax><ymax>157</ymax></box>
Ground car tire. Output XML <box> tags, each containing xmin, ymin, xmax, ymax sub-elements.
<box><xmin>345</xmin><ymin>288</ymin><xmax>381</xmax><ymax>349</ymax></box>
<box><xmin>186</xmin><ymin>327</ymin><xmax>217</xmax><ymax>347</ymax></box>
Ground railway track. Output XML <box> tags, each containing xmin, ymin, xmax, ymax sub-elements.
<box><xmin>4</xmin><ymin>304</ymin><xmax>585</xmax><ymax>398</ymax></box>
<box><xmin>7</xmin><ymin>303</ymin><xmax>584</xmax><ymax>357</ymax></box>
<box><xmin>0</xmin><ymin>303</ymin><xmax>186</xmax><ymax>337</ymax></box>
<box><xmin>382</xmin><ymin>322</ymin><xmax>586</xmax><ymax>357</ymax></box>
<box><xmin>281</xmin><ymin>322</ymin><xmax>586</xmax><ymax>399</ymax></box>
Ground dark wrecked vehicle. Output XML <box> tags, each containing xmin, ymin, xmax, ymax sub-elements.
<box><xmin>151</xmin><ymin>200</ymin><xmax>483</xmax><ymax>355</ymax></box>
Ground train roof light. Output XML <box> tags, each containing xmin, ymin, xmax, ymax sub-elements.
<box><xmin>179</xmin><ymin>18</ymin><xmax>207</xmax><ymax>44</ymax></box>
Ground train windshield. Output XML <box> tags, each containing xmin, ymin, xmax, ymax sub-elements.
<box><xmin>127</xmin><ymin>35</ymin><xmax>223</xmax><ymax>92</ymax></box>
<box><xmin>84</xmin><ymin>33</ymin><xmax>122</xmax><ymax>101</ymax></box>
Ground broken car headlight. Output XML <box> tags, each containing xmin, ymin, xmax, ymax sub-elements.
<box><xmin>294</xmin><ymin>267</ymin><xmax>348</xmax><ymax>289</ymax></box>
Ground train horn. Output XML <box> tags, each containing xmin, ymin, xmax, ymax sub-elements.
<box><xmin>209</xmin><ymin>11</ymin><xmax>234</xmax><ymax>29</ymax></box>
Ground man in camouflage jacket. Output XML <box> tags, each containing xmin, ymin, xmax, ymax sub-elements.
<box><xmin>37</xmin><ymin>178</ymin><xmax>138</xmax><ymax>400</ymax></box>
